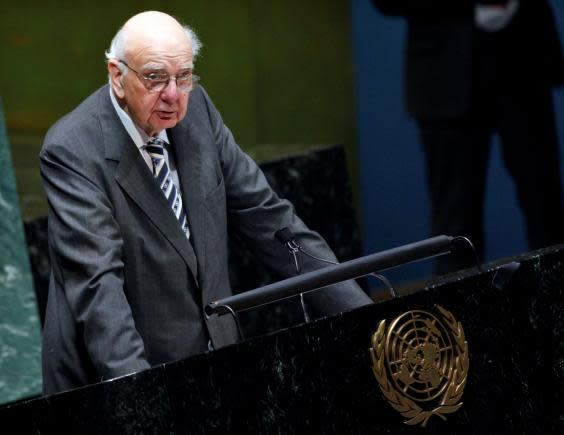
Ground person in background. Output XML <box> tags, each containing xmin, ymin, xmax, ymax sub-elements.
<box><xmin>40</xmin><ymin>10</ymin><xmax>372</xmax><ymax>394</ymax></box>
<box><xmin>372</xmin><ymin>0</ymin><xmax>564</xmax><ymax>273</ymax></box>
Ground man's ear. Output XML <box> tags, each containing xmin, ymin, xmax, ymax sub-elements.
<box><xmin>108</xmin><ymin>61</ymin><xmax>125</xmax><ymax>99</ymax></box>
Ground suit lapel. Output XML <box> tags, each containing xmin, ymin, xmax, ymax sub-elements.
<box><xmin>169</xmin><ymin>121</ymin><xmax>207</xmax><ymax>283</ymax></box>
<box><xmin>99</xmin><ymin>86</ymin><xmax>199</xmax><ymax>282</ymax></box>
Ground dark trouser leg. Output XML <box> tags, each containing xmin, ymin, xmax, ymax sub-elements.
<box><xmin>497</xmin><ymin>85</ymin><xmax>564</xmax><ymax>251</ymax></box>
<box><xmin>418</xmin><ymin>118</ymin><xmax>491</xmax><ymax>275</ymax></box>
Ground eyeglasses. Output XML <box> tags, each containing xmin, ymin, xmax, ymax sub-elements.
<box><xmin>118</xmin><ymin>60</ymin><xmax>200</xmax><ymax>93</ymax></box>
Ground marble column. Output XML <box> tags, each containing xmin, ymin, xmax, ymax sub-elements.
<box><xmin>0</xmin><ymin>100</ymin><xmax>42</xmax><ymax>404</ymax></box>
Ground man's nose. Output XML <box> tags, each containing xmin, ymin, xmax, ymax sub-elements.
<box><xmin>161</xmin><ymin>78</ymin><xmax>180</xmax><ymax>102</ymax></box>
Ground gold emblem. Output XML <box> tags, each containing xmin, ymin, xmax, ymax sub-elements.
<box><xmin>370</xmin><ymin>306</ymin><xmax>469</xmax><ymax>427</ymax></box>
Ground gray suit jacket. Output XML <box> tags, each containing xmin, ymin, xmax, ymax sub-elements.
<box><xmin>40</xmin><ymin>84</ymin><xmax>372</xmax><ymax>394</ymax></box>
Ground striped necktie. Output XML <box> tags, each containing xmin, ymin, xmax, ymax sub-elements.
<box><xmin>145</xmin><ymin>137</ymin><xmax>190</xmax><ymax>239</ymax></box>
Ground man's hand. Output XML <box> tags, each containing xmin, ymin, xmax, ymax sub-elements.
<box><xmin>475</xmin><ymin>0</ymin><xmax>519</xmax><ymax>32</ymax></box>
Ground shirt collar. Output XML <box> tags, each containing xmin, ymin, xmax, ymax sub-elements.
<box><xmin>109</xmin><ymin>85</ymin><xmax>169</xmax><ymax>150</ymax></box>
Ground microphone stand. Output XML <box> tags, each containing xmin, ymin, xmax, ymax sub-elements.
<box><xmin>280</xmin><ymin>234</ymin><xmax>311</xmax><ymax>323</ymax></box>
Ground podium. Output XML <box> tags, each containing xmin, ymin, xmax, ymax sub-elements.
<box><xmin>2</xmin><ymin>244</ymin><xmax>564</xmax><ymax>434</ymax></box>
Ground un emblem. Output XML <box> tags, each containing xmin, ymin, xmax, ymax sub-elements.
<box><xmin>370</xmin><ymin>306</ymin><xmax>469</xmax><ymax>427</ymax></box>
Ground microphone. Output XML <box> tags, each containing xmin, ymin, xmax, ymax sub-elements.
<box><xmin>274</xmin><ymin>228</ymin><xmax>301</xmax><ymax>274</ymax></box>
<box><xmin>274</xmin><ymin>227</ymin><xmax>397</xmax><ymax>299</ymax></box>
<box><xmin>274</xmin><ymin>227</ymin><xmax>295</xmax><ymax>245</ymax></box>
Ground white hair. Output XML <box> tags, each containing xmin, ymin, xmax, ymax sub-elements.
<box><xmin>105</xmin><ymin>22</ymin><xmax>202</xmax><ymax>71</ymax></box>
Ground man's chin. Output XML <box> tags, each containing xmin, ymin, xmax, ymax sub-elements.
<box><xmin>151</xmin><ymin>118</ymin><xmax>179</xmax><ymax>132</ymax></box>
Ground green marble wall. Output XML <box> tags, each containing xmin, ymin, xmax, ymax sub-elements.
<box><xmin>0</xmin><ymin>100</ymin><xmax>42</xmax><ymax>404</ymax></box>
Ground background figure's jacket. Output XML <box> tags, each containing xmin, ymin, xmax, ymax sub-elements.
<box><xmin>372</xmin><ymin>0</ymin><xmax>564</xmax><ymax>119</ymax></box>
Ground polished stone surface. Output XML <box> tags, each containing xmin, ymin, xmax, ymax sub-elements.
<box><xmin>3</xmin><ymin>245</ymin><xmax>564</xmax><ymax>433</ymax></box>
<box><xmin>0</xmin><ymin>101</ymin><xmax>42</xmax><ymax>404</ymax></box>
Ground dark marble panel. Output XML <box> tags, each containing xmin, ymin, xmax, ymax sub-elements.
<box><xmin>2</xmin><ymin>365</ymin><xmax>175</xmax><ymax>435</ymax></box>
<box><xmin>3</xmin><ymin>245</ymin><xmax>564</xmax><ymax>434</ymax></box>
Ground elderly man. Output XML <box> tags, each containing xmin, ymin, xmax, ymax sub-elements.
<box><xmin>40</xmin><ymin>11</ymin><xmax>372</xmax><ymax>394</ymax></box>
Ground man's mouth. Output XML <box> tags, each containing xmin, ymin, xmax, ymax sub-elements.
<box><xmin>156</xmin><ymin>110</ymin><xmax>176</xmax><ymax>119</ymax></box>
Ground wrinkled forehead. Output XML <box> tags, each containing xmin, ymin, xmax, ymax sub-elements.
<box><xmin>124</xmin><ymin>21</ymin><xmax>193</xmax><ymax>66</ymax></box>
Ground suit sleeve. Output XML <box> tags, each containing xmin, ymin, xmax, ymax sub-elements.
<box><xmin>40</xmin><ymin>139</ymin><xmax>150</xmax><ymax>381</ymax></box>
<box><xmin>199</xmin><ymin>88</ymin><xmax>373</xmax><ymax>317</ymax></box>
